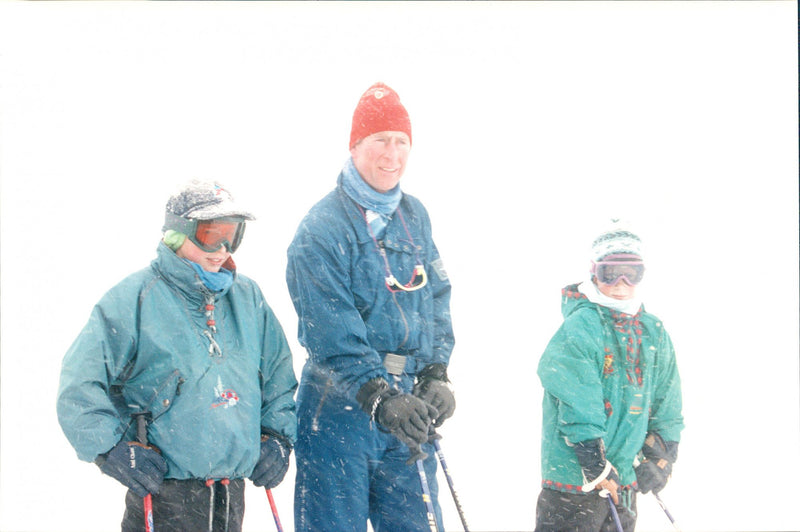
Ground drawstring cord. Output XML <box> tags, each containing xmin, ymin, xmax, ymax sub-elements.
<box><xmin>205</xmin><ymin>479</ymin><xmax>215</xmax><ymax>532</ymax></box>
<box><xmin>221</xmin><ymin>478</ymin><xmax>231</xmax><ymax>532</ymax></box>
<box><xmin>205</xmin><ymin>478</ymin><xmax>231</xmax><ymax>532</ymax></box>
<box><xmin>203</xmin><ymin>330</ymin><xmax>223</xmax><ymax>357</ymax></box>
<box><xmin>203</xmin><ymin>294</ymin><xmax>223</xmax><ymax>358</ymax></box>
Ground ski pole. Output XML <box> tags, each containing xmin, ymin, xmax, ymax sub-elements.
<box><xmin>606</xmin><ymin>495</ymin><xmax>624</xmax><ymax>532</ymax></box>
<box><xmin>654</xmin><ymin>492</ymin><xmax>682</xmax><ymax>532</ymax></box>
<box><xmin>407</xmin><ymin>445</ymin><xmax>440</xmax><ymax>532</ymax></box>
<box><xmin>429</xmin><ymin>432</ymin><xmax>469</xmax><ymax>531</ymax></box>
<box><xmin>265</xmin><ymin>489</ymin><xmax>284</xmax><ymax>532</ymax></box>
<box><xmin>132</xmin><ymin>411</ymin><xmax>155</xmax><ymax>532</ymax></box>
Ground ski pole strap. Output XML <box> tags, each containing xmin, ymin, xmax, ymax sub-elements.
<box><xmin>582</xmin><ymin>461</ymin><xmax>614</xmax><ymax>492</ymax></box>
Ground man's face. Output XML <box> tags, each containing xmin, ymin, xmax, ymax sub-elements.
<box><xmin>350</xmin><ymin>131</ymin><xmax>411</xmax><ymax>193</ymax></box>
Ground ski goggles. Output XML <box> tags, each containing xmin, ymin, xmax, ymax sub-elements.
<box><xmin>593</xmin><ymin>259</ymin><xmax>645</xmax><ymax>286</ymax></box>
<box><xmin>164</xmin><ymin>212</ymin><xmax>246</xmax><ymax>253</ymax></box>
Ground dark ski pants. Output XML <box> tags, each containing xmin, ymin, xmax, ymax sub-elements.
<box><xmin>294</xmin><ymin>367</ymin><xmax>442</xmax><ymax>532</ymax></box>
<box><xmin>534</xmin><ymin>487</ymin><xmax>637</xmax><ymax>532</ymax></box>
<box><xmin>121</xmin><ymin>478</ymin><xmax>245</xmax><ymax>532</ymax></box>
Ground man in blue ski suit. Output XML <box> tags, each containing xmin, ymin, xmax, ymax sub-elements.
<box><xmin>287</xmin><ymin>82</ymin><xmax>456</xmax><ymax>531</ymax></box>
<box><xmin>57</xmin><ymin>180</ymin><xmax>297</xmax><ymax>532</ymax></box>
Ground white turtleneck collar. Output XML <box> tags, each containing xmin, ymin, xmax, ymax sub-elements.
<box><xmin>578</xmin><ymin>276</ymin><xmax>642</xmax><ymax>315</ymax></box>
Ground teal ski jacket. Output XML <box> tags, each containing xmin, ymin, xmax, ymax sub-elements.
<box><xmin>537</xmin><ymin>283</ymin><xmax>683</xmax><ymax>493</ymax></box>
<box><xmin>57</xmin><ymin>242</ymin><xmax>297</xmax><ymax>480</ymax></box>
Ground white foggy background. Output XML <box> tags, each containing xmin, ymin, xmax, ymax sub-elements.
<box><xmin>1</xmin><ymin>2</ymin><xmax>798</xmax><ymax>531</ymax></box>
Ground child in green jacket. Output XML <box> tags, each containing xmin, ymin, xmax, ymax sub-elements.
<box><xmin>535</xmin><ymin>220</ymin><xmax>684</xmax><ymax>532</ymax></box>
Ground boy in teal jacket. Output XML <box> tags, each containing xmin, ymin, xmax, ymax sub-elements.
<box><xmin>535</xmin><ymin>220</ymin><xmax>683</xmax><ymax>532</ymax></box>
<box><xmin>57</xmin><ymin>180</ymin><xmax>297</xmax><ymax>532</ymax></box>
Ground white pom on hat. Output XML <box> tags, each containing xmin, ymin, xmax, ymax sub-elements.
<box><xmin>591</xmin><ymin>218</ymin><xmax>643</xmax><ymax>262</ymax></box>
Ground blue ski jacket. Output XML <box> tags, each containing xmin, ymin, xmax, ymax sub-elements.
<box><xmin>286</xmin><ymin>174</ymin><xmax>455</xmax><ymax>399</ymax></box>
<box><xmin>57</xmin><ymin>242</ymin><xmax>297</xmax><ymax>480</ymax></box>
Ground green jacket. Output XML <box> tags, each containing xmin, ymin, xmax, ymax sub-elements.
<box><xmin>57</xmin><ymin>242</ymin><xmax>297</xmax><ymax>480</ymax></box>
<box><xmin>537</xmin><ymin>283</ymin><xmax>683</xmax><ymax>493</ymax></box>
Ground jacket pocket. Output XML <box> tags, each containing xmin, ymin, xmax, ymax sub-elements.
<box><xmin>146</xmin><ymin>370</ymin><xmax>185</xmax><ymax>420</ymax></box>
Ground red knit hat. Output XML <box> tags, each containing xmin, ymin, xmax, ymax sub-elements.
<box><xmin>349</xmin><ymin>82</ymin><xmax>412</xmax><ymax>149</ymax></box>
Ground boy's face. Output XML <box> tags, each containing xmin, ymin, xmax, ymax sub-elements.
<box><xmin>595</xmin><ymin>277</ymin><xmax>637</xmax><ymax>300</ymax></box>
<box><xmin>176</xmin><ymin>238</ymin><xmax>231</xmax><ymax>272</ymax></box>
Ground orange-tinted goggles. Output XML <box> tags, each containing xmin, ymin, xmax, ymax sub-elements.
<box><xmin>164</xmin><ymin>212</ymin><xmax>246</xmax><ymax>253</ymax></box>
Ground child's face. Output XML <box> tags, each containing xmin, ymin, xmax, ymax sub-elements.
<box><xmin>176</xmin><ymin>238</ymin><xmax>231</xmax><ymax>272</ymax></box>
<box><xmin>596</xmin><ymin>277</ymin><xmax>637</xmax><ymax>300</ymax></box>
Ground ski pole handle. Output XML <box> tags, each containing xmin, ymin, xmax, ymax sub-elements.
<box><xmin>406</xmin><ymin>444</ymin><xmax>428</xmax><ymax>465</ymax></box>
<box><xmin>266</xmin><ymin>488</ymin><xmax>284</xmax><ymax>532</ymax></box>
<box><xmin>131</xmin><ymin>411</ymin><xmax>154</xmax><ymax>532</ymax></box>
<box><xmin>134</xmin><ymin>413</ymin><xmax>150</xmax><ymax>446</ymax></box>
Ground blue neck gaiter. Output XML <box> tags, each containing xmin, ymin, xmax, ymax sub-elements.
<box><xmin>186</xmin><ymin>261</ymin><xmax>234</xmax><ymax>292</ymax></box>
<box><xmin>341</xmin><ymin>157</ymin><xmax>402</xmax><ymax>237</ymax></box>
<box><xmin>341</xmin><ymin>157</ymin><xmax>402</xmax><ymax>215</ymax></box>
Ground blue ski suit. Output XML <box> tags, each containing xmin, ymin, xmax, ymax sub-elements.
<box><xmin>57</xmin><ymin>242</ymin><xmax>297</xmax><ymax>481</ymax></box>
<box><xmin>286</xmin><ymin>173</ymin><xmax>455</xmax><ymax>531</ymax></box>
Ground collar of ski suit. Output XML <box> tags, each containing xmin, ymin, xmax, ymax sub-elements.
<box><xmin>578</xmin><ymin>277</ymin><xmax>643</xmax><ymax>316</ymax></box>
<box><xmin>152</xmin><ymin>242</ymin><xmax>236</xmax><ymax>304</ymax></box>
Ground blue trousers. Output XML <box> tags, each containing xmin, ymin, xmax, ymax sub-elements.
<box><xmin>294</xmin><ymin>366</ymin><xmax>442</xmax><ymax>532</ymax></box>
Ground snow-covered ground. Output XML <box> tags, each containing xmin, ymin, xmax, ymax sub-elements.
<box><xmin>1</xmin><ymin>2</ymin><xmax>798</xmax><ymax>531</ymax></box>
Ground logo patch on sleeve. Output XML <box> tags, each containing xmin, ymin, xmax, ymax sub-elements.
<box><xmin>431</xmin><ymin>258</ymin><xmax>448</xmax><ymax>281</ymax></box>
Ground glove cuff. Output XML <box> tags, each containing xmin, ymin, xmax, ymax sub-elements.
<box><xmin>416</xmin><ymin>363</ymin><xmax>449</xmax><ymax>383</ymax></box>
<box><xmin>261</xmin><ymin>427</ymin><xmax>293</xmax><ymax>451</ymax></box>
<box><xmin>642</xmin><ymin>431</ymin><xmax>679</xmax><ymax>464</ymax></box>
<box><xmin>572</xmin><ymin>438</ymin><xmax>613</xmax><ymax>484</ymax></box>
<box><xmin>356</xmin><ymin>378</ymin><xmax>398</xmax><ymax>420</ymax></box>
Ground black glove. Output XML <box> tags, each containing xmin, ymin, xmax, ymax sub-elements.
<box><xmin>250</xmin><ymin>430</ymin><xmax>292</xmax><ymax>489</ymax></box>
<box><xmin>635</xmin><ymin>432</ymin><xmax>679</xmax><ymax>494</ymax></box>
<box><xmin>357</xmin><ymin>378</ymin><xmax>438</xmax><ymax>449</ymax></box>
<box><xmin>95</xmin><ymin>440</ymin><xmax>167</xmax><ymax>498</ymax></box>
<box><xmin>573</xmin><ymin>438</ymin><xmax>619</xmax><ymax>487</ymax></box>
<box><xmin>413</xmin><ymin>364</ymin><xmax>455</xmax><ymax>427</ymax></box>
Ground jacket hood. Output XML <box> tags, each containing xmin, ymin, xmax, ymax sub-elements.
<box><xmin>560</xmin><ymin>282</ymin><xmax>595</xmax><ymax>319</ymax></box>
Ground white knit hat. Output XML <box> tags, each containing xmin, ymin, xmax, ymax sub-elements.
<box><xmin>591</xmin><ymin>219</ymin><xmax>643</xmax><ymax>262</ymax></box>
